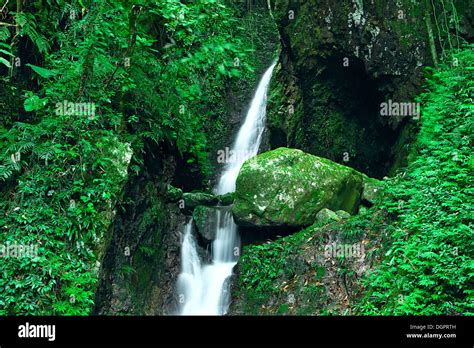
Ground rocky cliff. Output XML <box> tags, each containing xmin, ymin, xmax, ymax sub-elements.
<box><xmin>264</xmin><ymin>0</ymin><xmax>442</xmax><ymax>177</ymax></box>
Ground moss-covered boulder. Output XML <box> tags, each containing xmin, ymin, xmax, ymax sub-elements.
<box><xmin>217</xmin><ymin>192</ymin><xmax>235</xmax><ymax>206</ymax></box>
<box><xmin>182</xmin><ymin>192</ymin><xmax>219</xmax><ymax>210</ymax></box>
<box><xmin>233</xmin><ymin>148</ymin><xmax>364</xmax><ymax>228</ymax></box>
<box><xmin>335</xmin><ymin>210</ymin><xmax>352</xmax><ymax>219</ymax></box>
<box><xmin>315</xmin><ymin>208</ymin><xmax>341</xmax><ymax>223</ymax></box>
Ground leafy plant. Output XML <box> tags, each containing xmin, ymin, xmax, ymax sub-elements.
<box><xmin>0</xmin><ymin>0</ymin><xmax>268</xmax><ymax>315</ymax></box>
<box><xmin>356</xmin><ymin>46</ymin><xmax>474</xmax><ymax>315</ymax></box>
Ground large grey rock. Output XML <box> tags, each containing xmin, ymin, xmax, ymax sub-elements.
<box><xmin>192</xmin><ymin>205</ymin><xmax>220</xmax><ymax>241</ymax></box>
<box><xmin>232</xmin><ymin>148</ymin><xmax>364</xmax><ymax>228</ymax></box>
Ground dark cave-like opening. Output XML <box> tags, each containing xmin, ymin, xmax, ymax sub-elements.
<box><xmin>290</xmin><ymin>52</ymin><xmax>412</xmax><ymax>178</ymax></box>
<box><xmin>318</xmin><ymin>53</ymin><xmax>406</xmax><ymax>178</ymax></box>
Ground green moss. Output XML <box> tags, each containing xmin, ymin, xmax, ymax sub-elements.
<box><xmin>165</xmin><ymin>185</ymin><xmax>183</xmax><ymax>202</ymax></box>
<box><xmin>183</xmin><ymin>192</ymin><xmax>218</xmax><ymax>209</ymax></box>
<box><xmin>217</xmin><ymin>192</ymin><xmax>234</xmax><ymax>205</ymax></box>
<box><xmin>232</xmin><ymin>219</ymin><xmax>350</xmax><ymax>315</ymax></box>
<box><xmin>126</xmin><ymin>182</ymin><xmax>167</xmax><ymax>313</ymax></box>
<box><xmin>233</xmin><ymin>148</ymin><xmax>364</xmax><ymax>227</ymax></box>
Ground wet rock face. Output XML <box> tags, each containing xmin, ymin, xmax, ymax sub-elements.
<box><xmin>94</xmin><ymin>145</ymin><xmax>184</xmax><ymax>315</ymax></box>
<box><xmin>276</xmin><ymin>1</ymin><xmax>429</xmax><ymax>81</ymax></box>
<box><xmin>193</xmin><ymin>205</ymin><xmax>221</xmax><ymax>241</ymax></box>
<box><xmin>361</xmin><ymin>176</ymin><xmax>383</xmax><ymax>206</ymax></box>
<box><xmin>232</xmin><ymin>147</ymin><xmax>364</xmax><ymax>228</ymax></box>
<box><xmin>266</xmin><ymin>0</ymin><xmax>434</xmax><ymax>177</ymax></box>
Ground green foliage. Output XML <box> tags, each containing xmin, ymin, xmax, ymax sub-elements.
<box><xmin>236</xmin><ymin>221</ymin><xmax>337</xmax><ymax>315</ymax></box>
<box><xmin>0</xmin><ymin>0</ymin><xmax>263</xmax><ymax>315</ymax></box>
<box><xmin>0</xmin><ymin>42</ymin><xmax>14</xmax><ymax>69</ymax></box>
<box><xmin>123</xmin><ymin>0</ymin><xmax>258</xmax><ymax>177</ymax></box>
<box><xmin>356</xmin><ymin>46</ymin><xmax>474</xmax><ymax>315</ymax></box>
<box><xmin>23</xmin><ymin>91</ymin><xmax>48</xmax><ymax>112</ymax></box>
<box><xmin>25</xmin><ymin>64</ymin><xmax>57</xmax><ymax>79</ymax></box>
<box><xmin>238</xmin><ymin>224</ymin><xmax>323</xmax><ymax>293</ymax></box>
<box><xmin>240</xmin><ymin>241</ymin><xmax>292</xmax><ymax>294</ymax></box>
<box><xmin>16</xmin><ymin>12</ymin><xmax>50</xmax><ymax>55</ymax></box>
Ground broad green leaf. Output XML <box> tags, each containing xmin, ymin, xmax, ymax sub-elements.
<box><xmin>25</xmin><ymin>63</ymin><xmax>57</xmax><ymax>78</ymax></box>
<box><xmin>0</xmin><ymin>56</ymin><xmax>11</xmax><ymax>68</ymax></box>
<box><xmin>24</xmin><ymin>95</ymin><xmax>48</xmax><ymax>112</ymax></box>
<box><xmin>0</xmin><ymin>49</ymin><xmax>14</xmax><ymax>57</ymax></box>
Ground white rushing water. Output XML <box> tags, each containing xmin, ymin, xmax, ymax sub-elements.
<box><xmin>215</xmin><ymin>62</ymin><xmax>277</xmax><ymax>195</ymax></box>
<box><xmin>176</xmin><ymin>62</ymin><xmax>276</xmax><ymax>315</ymax></box>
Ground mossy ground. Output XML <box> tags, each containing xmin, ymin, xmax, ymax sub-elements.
<box><xmin>231</xmin><ymin>206</ymin><xmax>388</xmax><ymax>315</ymax></box>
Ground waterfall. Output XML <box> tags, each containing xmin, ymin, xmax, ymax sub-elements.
<box><xmin>215</xmin><ymin>62</ymin><xmax>277</xmax><ymax>195</ymax></box>
<box><xmin>176</xmin><ymin>62</ymin><xmax>277</xmax><ymax>315</ymax></box>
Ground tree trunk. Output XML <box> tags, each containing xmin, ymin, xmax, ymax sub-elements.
<box><xmin>424</xmin><ymin>0</ymin><xmax>439</xmax><ymax>68</ymax></box>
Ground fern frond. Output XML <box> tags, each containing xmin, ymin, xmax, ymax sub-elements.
<box><xmin>16</xmin><ymin>13</ymin><xmax>50</xmax><ymax>54</ymax></box>
<box><xmin>0</xmin><ymin>164</ymin><xmax>13</xmax><ymax>181</ymax></box>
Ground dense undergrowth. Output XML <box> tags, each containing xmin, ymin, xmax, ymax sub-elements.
<box><xmin>0</xmin><ymin>0</ymin><xmax>275</xmax><ymax>315</ymax></box>
<box><xmin>356</xmin><ymin>46</ymin><xmax>473</xmax><ymax>315</ymax></box>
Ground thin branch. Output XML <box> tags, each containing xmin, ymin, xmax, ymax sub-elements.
<box><xmin>267</xmin><ymin>0</ymin><xmax>273</xmax><ymax>17</ymax></box>
<box><xmin>0</xmin><ymin>0</ymin><xmax>9</xmax><ymax>14</ymax></box>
